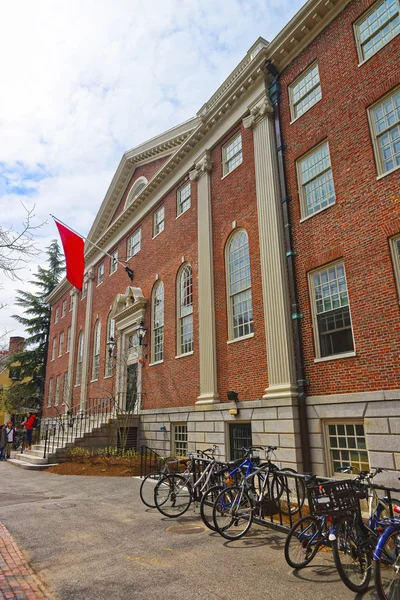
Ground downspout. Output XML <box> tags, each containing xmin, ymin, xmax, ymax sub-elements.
<box><xmin>265</xmin><ymin>60</ymin><xmax>312</xmax><ymax>474</ymax></box>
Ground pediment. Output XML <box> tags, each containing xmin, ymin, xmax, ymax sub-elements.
<box><xmin>111</xmin><ymin>286</ymin><xmax>147</xmax><ymax>323</ymax></box>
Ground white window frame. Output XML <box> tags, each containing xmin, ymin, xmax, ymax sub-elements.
<box><xmin>324</xmin><ymin>420</ymin><xmax>369</xmax><ymax>477</ymax></box>
<box><xmin>97</xmin><ymin>264</ymin><xmax>104</xmax><ymax>286</ymax></box>
<box><xmin>124</xmin><ymin>176</ymin><xmax>148</xmax><ymax>209</ymax></box>
<box><xmin>47</xmin><ymin>378</ymin><xmax>53</xmax><ymax>407</ymax></box>
<box><xmin>92</xmin><ymin>320</ymin><xmax>101</xmax><ymax>381</ymax></box>
<box><xmin>177</xmin><ymin>182</ymin><xmax>191</xmax><ymax>216</ymax></box>
<box><xmin>226</xmin><ymin>229</ymin><xmax>254</xmax><ymax>341</ymax></box>
<box><xmin>69</xmin><ymin>294</ymin><xmax>74</xmax><ymax>312</ymax></box>
<box><xmin>105</xmin><ymin>314</ymin><xmax>115</xmax><ymax>378</ymax></box>
<box><xmin>58</xmin><ymin>331</ymin><xmax>64</xmax><ymax>357</ymax></box>
<box><xmin>62</xmin><ymin>372</ymin><xmax>68</xmax><ymax>405</ymax></box>
<box><xmin>368</xmin><ymin>86</ymin><xmax>400</xmax><ymax>177</ymax></box>
<box><xmin>51</xmin><ymin>337</ymin><xmax>57</xmax><ymax>361</ymax></box>
<box><xmin>110</xmin><ymin>250</ymin><xmax>118</xmax><ymax>274</ymax></box>
<box><xmin>289</xmin><ymin>62</ymin><xmax>322</xmax><ymax>122</ymax></box>
<box><xmin>297</xmin><ymin>140</ymin><xmax>336</xmax><ymax>220</ymax></box>
<box><xmin>173</xmin><ymin>423</ymin><xmax>188</xmax><ymax>456</ymax></box>
<box><xmin>222</xmin><ymin>133</ymin><xmax>243</xmax><ymax>177</ymax></box>
<box><xmin>177</xmin><ymin>264</ymin><xmax>194</xmax><ymax>356</ymax></box>
<box><xmin>127</xmin><ymin>228</ymin><xmax>141</xmax><ymax>259</ymax></box>
<box><xmin>153</xmin><ymin>206</ymin><xmax>165</xmax><ymax>238</ymax></box>
<box><xmin>354</xmin><ymin>0</ymin><xmax>400</xmax><ymax>64</ymax></box>
<box><xmin>389</xmin><ymin>234</ymin><xmax>400</xmax><ymax>300</ymax></box>
<box><xmin>308</xmin><ymin>261</ymin><xmax>356</xmax><ymax>361</ymax></box>
<box><xmin>62</xmin><ymin>300</ymin><xmax>67</xmax><ymax>318</ymax></box>
<box><xmin>55</xmin><ymin>374</ymin><xmax>61</xmax><ymax>406</ymax></box>
<box><xmin>82</xmin><ymin>279</ymin><xmax>88</xmax><ymax>299</ymax></box>
<box><xmin>76</xmin><ymin>331</ymin><xmax>84</xmax><ymax>385</ymax></box>
<box><xmin>151</xmin><ymin>281</ymin><xmax>164</xmax><ymax>364</ymax></box>
<box><xmin>55</xmin><ymin>307</ymin><xmax>59</xmax><ymax>323</ymax></box>
<box><xmin>66</xmin><ymin>326</ymin><xmax>71</xmax><ymax>353</ymax></box>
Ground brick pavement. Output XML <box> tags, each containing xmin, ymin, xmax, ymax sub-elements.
<box><xmin>0</xmin><ymin>522</ymin><xmax>51</xmax><ymax>600</ymax></box>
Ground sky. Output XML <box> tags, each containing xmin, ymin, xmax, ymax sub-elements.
<box><xmin>0</xmin><ymin>0</ymin><xmax>305</xmax><ymax>343</ymax></box>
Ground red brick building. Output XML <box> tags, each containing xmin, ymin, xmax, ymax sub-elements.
<box><xmin>43</xmin><ymin>0</ymin><xmax>400</xmax><ymax>482</ymax></box>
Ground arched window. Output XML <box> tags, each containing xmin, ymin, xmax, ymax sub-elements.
<box><xmin>76</xmin><ymin>331</ymin><xmax>84</xmax><ymax>385</ymax></box>
<box><xmin>177</xmin><ymin>264</ymin><xmax>193</xmax><ymax>355</ymax></box>
<box><xmin>105</xmin><ymin>313</ymin><xmax>115</xmax><ymax>377</ymax></box>
<box><xmin>92</xmin><ymin>320</ymin><xmax>101</xmax><ymax>381</ymax></box>
<box><xmin>125</xmin><ymin>177</ymin><xmax>148</xmax><ymax>209</ymax></box>
<box><xmin>152</xmin><ymin>281</ymin><xmax>164</xmax><ymax>363</ymax></box>
<box><xmin>226</xmin><ymin>229</ymin><xmax>254</xmax><ymax>339</ymax></box>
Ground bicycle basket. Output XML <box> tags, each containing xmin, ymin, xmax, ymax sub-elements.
<box><xmin>307</xmin><ymin>480</ymin><xmax>360</xmax><ymax>517</ymax></box>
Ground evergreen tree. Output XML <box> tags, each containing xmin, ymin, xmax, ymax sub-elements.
<box><xmin>3</xmin><ymin>240</ymin><xmax>65</xmax><ymax>412</ymax></box>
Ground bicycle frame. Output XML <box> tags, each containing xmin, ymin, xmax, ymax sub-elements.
<box><xmin>373</xmin><ymin>523</ymin><xmax>400</xmax><ymax>561</ymax></box>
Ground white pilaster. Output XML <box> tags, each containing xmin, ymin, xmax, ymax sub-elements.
<box><xmin>189</xmin><ymin>152</ymin><xmax>219</xmax><ymax>404</ymax></box>
<box><xmin>80</xmin><ymin>268</ymin><xmax>95</xmax><ymax>411</ymax></box>
<box><xmin>66</xmin><ymin>288</ymin><xmax>79</xmax><ymax>410</ymax></box>
<box><xmin>243</xmin><ymin>96</ymin><xmax>297</xmax><ymax>399</ymax></box>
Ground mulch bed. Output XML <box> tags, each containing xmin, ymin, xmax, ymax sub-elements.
<box><xmin>45</xmin><ymin>458</ymin><xmax>142</xmax><ymax>477</ymax></box>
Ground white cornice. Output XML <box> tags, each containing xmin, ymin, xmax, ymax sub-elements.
<box><xmin>46</xmin><ymin>278</ymin><xmax>72</xmax><ymax>305</ymax></box>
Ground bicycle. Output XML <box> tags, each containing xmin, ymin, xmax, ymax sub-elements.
<box><xmin>373</xmin><ymin>478</ymin><xmax>400</xmax><ymax>600</ymax></box>
<box><xmin>139</xmin><ymin>456</ymin><xmax>190</xmax><ymax>508</ymax></box>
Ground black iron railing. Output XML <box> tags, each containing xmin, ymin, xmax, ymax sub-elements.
<box><xmin>140</xmin><ymin>445</ymin><xmax>162</xmax><ymax>477</ymax></box>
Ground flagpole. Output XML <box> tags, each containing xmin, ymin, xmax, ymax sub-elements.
<box><xmin>51</xmin><ymin>214</ymin><xmax>134</xmax><ymax>281</ymax></box>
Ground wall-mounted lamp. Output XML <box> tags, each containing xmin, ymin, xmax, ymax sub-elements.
<box><xmin>137</xmin><ymin>321</ymin><xmax>147</xmax><ymax>346</ymax></box>
<box><xmin>227</xmin><ymin>390</ymin><xmax>239</xmax><ymax>402</ymax></box>
<box><xmin>107</xmin><ymin>336</ymin><xmax>116</xmax><ymax>358</ymax></box>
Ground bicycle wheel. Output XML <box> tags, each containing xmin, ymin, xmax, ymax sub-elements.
<box><xmin>154</xmin><ymin>474</ymin><xmax>192</xmax><ymax>518</ymax></box>
<box><xmin>332</xmin><ymin>516</ymin><xmax>371</xmax><ymax>593</ymax></box>
<box><xmin>374</xmin><ymin>529</ymin><xmax>400</xmax><ymax>600</ymax></box>
<box><xmin>380</xmin><ymin>498</ymin><xmax>400</xmax><ymax>520</ymax></box>
<box><xmin>213</xmin><ymin>486</ymin><xmax>254</xmax><ymax>541</ymax></box>
<box><xmin>200</xmin><ymin>485</ymin><xmax>224</xmax><ymax>531</ymax></box>
<box><xmin>285</xmin><ymin>515</ymin><xmax>325</xmax><ymax>569</ymax></box>
<box><xmin>271</xmin><ymin>469</ymin><xmax>306</xmax><ymax>516</ymax></box>
<box><xmin>139</xmin><ymin>471</ymin><xmax>166</xmax><ymax>508</ymax></box>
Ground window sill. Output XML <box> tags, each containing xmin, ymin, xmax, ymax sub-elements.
<box><xmin>104</xmin><ymin>375</ymin><xmax>113</xmax><ymax>379</ymax></box>
<box><xmin>90</xmin><ymin>379</ymin><xmax>99</xmax><ymax>383</ymax></box>
<box><xmin>109</xmin><ymin>269</ymin><xmax>117</xmax><ymax>276</ymax></box>
<box><xmin>357</xmin><ymin>35</ymin><xmax>399</xmax><ymax>68</ymax></box>
<box><xmin>300</xmin><ymin>201</ymin><xmax>335</xmax><ymax>223</ymax></box>
<box><xmin>74</xmin><ymin>384</ymin><xmax>81</xmax><ymax>388</ymax></box>
<box><xmin>314</xmin><ymin>351</ymin><xmax>356</xmax><ymax>363</ymax></box>
<box><xmin>175</xmin><ymin>351</ymin><xmax>194</xmax><ymax>359</ymax></box>
<box><xmin>176</xmin><ymin>207</ymin><xmax>190</xmax><ymax>220</ymax></box>
<box><xmin>227</xmin><ymin>332</ymin><xmax>254</xmax><ymax>345</ymax></box>
<box><xmin>149</xmin><ymin>360</ymin><xmax>164</xmax><ymax>366</ymax></box>
<box><xmin>152</xmin><ymin>230</ymin><xmax>164</xmax><ymax>240</ymax></box>
<box><xmin>289</xmin><ymin>97</ymin><xmax>322</xmax><ymax>125</ymax></box>
<box><xmin>97</xmin><ymin>281</ymin><xmax>104</xmax><ymax>287</ymax></box>
<box><xmin>221</xmin><ymin>161</ymin><xmax>243</xmax><ymax>181</ymax></box>
<box><xmin>376</xmin><ymin>163</ymin><xmax>400</xmax><ymax>181</ymax></box>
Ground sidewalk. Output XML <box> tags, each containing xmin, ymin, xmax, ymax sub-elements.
<box><xmin>0</xmin><ymin>522</ymin><xmax>51</xmax><ymax>600</ymax></box>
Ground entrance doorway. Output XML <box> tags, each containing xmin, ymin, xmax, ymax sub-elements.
<box><xmin>229</xmin><ymin>423</ymin><xmax>252</xmax><ymax>460</ymax></box>
<box><xmin>126</xmin><ymin>363</ymin><xmax>138</xmax><ymax>412</ymax></box>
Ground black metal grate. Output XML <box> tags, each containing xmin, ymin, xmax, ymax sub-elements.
<box><xmin>117</xmin><ymin>427</ymin><xmax>138</xmax><ymax>451</ymax></box>
<box><xmin>229</xmin><ymin>423</ymin><xmax>252</xmax><ymax>460</ymax></box>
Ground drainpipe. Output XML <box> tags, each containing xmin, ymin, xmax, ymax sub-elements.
<box><xmin>265</xmin><ymin>60</ymin><xmax>312</xmax><ymax>474</ymax></box>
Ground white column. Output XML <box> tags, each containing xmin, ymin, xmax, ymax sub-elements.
<box><xmin>243</xmin><ymin>96</ymin><xmax>297</xmax><ymax>399</ymax></box>
<box><xmin>189</xmin><ymin>151</ymin><xmax>219</xmax><ymax>404</ymax></box>
<box><xmin>66</xmin><ymin>288</ymin><xmax>79</xmax><ymax>411</ymax></box>
<box><xmin>80</xmin><ymin>268</ymin><xmax>95</xmax><ymax>411</ymax></box>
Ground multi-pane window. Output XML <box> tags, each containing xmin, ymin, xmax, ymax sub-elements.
<box><xmin>125</xmin><ymin>178</ymin><xmax>147</xmax><ymax>208</ymax></box>
<box><xmin>70</xmin><ymin>294</ymin><xmax>74</xmax><ymax>312</ymax></box>
<box><xmin>223</xmin><ymin>134</ymin><xmax>243</xmax><ymax>176</ymax></box>
<box><xmin>390</xmin><ymin>235</ymin><xmax>400</xmax><ymax>300</ymax></box>
<box><xmin>92</xmin><ymin>320</ymin><xmax>101</xmax><ymax>381</ymax></box>
<box><xmin>297</xmin><ymin>142</ymin><xmax>336</xmax><ymax>218</ymax></box>
<box><xmin>177</xmin><ymin>183</ymin><xmax>191</xmax><ymax>216</ymax></box>
<box><xmin>105</xmin><ymin>314</ymin><xmax>115</xmax><ymax>377</ymax></box>
<box><xmin>63</xmin><ymin>372</ymin><xmax>68</xmax><ymax>405</ymax></box>
<box><xmin>55</xmin><ymin>307</ymin><xmax>59</xmax><ymax>323</ymax></box>
<box><xmin>355</xmin><ymin>0</ymin><xmax>400</xmax><ymax>62</ymax></box>
<box><xmin>55</xmin><ymin>374</ymin><xmax>60</xmax><ymax>406</ymax></box>
<box><xmin>173</xmin><ymin>424</ymin><xmax>188</xmax><ymax>456</ymax></box>
<box><xmin>152</xmin><ymin>281</ymin><xmax>164</xmax><ymax>363</ymax></box>
<box><xmin>154</xmin><ymin>207</ymin><xmax>165</xmax><ymax>237</ymax></box>
<box><xmin>178</xmin><ymin>265</ymin><xmax>193</xmax><ymax>355</ymax></box>
<box><xmin>47</xmin><ymin>378</ymin><xmax>53</xmax><ymax>407</ymax></box>
<box><xmin>110</xmin><ymin>250</ymin><xmax>118</xmax><ymax>274</ymax></box>
<box><xmin>310</xmin><ymin>262</ymin><xmax>354</xmax><ymax>359</ymax></box>
<box><xmin>58</xmin><ymin>331</ymin><xmax>64</xmax><ymax>357</ymax></box>
<box><xmin>76</xmin><ymin>332</ymin><xmax>84</xmax><ymax>385</ymax></box>
<box><xmin>97</xmin><ymin>264</ymin><xmax>104</xmax><ymax>285</ymax></box>
<box><xmin>369</xmin><ymin>88</ymin><xmax>400</xmax><ymax>175</ymax></box>
<box><xmin>51</xmin><ymin>337</ymin><xmax>56</xmax><ymax>361</ymax></box>
<box><xmin>66</xmin><ymin>327</ymin><xmax>71</xmax><ymax>353</ymax></box>
<box><xmin>82</xmin><ymin>280</ymin><xmax>88</xmax><ymax>299</ymax></box>
<box><xmin>227</xmin><ymin>230</ymin><xmax>254</xmax><ymax>339</ymax></box>
<box><xmin>62</xmin><ymin>300</ymin><xmax>67</xmax><ymax>318</ymax></box>
<box><xmin>127</xmin><ymin>229</ymin><xmax>141</xmax><ymax>258</ymax></box>
<box><xmin>289</xmin><ymin>62</ymin><xmax>322</xmax><ymax>120</ymax></box>
<box><xmin>327</xmin><ymin>422</ymin><xmax>369</xmax><ymax>475</ymax></box>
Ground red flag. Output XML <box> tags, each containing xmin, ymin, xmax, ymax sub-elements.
<box><xmin>54</xmin><ymin>220</ymin><xmax>85</xmax><ymax>290</ymax></box>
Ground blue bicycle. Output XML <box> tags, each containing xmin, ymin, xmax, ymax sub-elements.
<box><xmin>373</xmin><ymin>480</ymin><xmax>400</xmax><ymax>600</ymax></box>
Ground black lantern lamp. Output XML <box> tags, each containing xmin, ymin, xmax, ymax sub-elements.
<box><xmin>137</xmin><ymin>321</ymin><xmax>147</xmax><ymax>346</ymax></box>
<box><xmin>227</xmin><ymin>390</ymin><xmax>239</xmax><ymax>402</ymax></box>
<box><xmin>107</xmin><ymin>336</ymin><xmax>116</xmax><ymax>358</ymax></box>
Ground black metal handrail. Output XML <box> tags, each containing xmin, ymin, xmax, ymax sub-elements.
<box><xmin>140</xmin><ymin>445</ymin><xmax>162</xmax><ymax>477</ymax></box>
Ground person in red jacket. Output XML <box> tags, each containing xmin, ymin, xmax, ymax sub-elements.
<box><xmin>22</xmin><ymin>412</ymin><xmax>36</xmax><ymax>451</ymax></box>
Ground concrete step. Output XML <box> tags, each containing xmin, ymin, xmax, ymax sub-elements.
<box><xmin>6</xmin><ymin>459</ymin><xmax>59</xmax><ymax>471</ymax></box>
<box><xmin>15</xmin><ymin>453</ymin><xmax>49</xmax><ymax>465</ymax></box>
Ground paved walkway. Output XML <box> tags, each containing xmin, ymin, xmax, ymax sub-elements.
<box><xmin>0</xmin><ymin>522</ymin><xmax>51</xmax><ymax>600</ymax></box>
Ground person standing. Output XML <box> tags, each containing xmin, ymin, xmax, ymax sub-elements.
<box><xmin>21</xmin><ymin>413</ymin><xmax>36</xmax><ymax>451</ymax></box>
<box><xmin>5</xmin><ymin>422</ymin><xmax>15</xmax><ymax>459</ymax></box>
<box><xmin>0</xmin><ymin>425</ymin><xmax>7</xmax><ymax>460</ymax></box>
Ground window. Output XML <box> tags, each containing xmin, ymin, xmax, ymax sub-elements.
<box><xmin>92</xmin><ymin>320</ymin><xmax>101</xmax><ymax>381</ymax></box>
<box><xmin>289</xmin><ymin>62</ymin><xmax>322</xmax><ymax>121</ymax></box>
<box><xmin>173</xmin><ymin>424</ymin><xmax>188</xmax><ymax>456</ymax></box>
<box><xmin>223</xmin><ymin>134</ymin><xmax>242</xmax><ymax>176</ymax></box>
<box><xmin>62</xmin><ymin>300</ymin><xmax>67</xmax><ymax>318</ymax></box>
<box><xmin>47</xmin><ymin>378</ymin><xmax>53</xmax><ymax>407</ymax></box>
<box><xmin>297</xmin><ymin>141</ymin><xmax>336</xmax><ymax>219</ymax></box>
<box><xmin>229</xmin><ymin>423</ymin><xmax>252</xmax><ymax>461</ymax></box>
<box><xmin>110</xmin><ymin>250</ymin><xmax>118</xmax><ymax>274</ymax></box>
<box><xmin>369</xmin><ymin>87</ymin><xmax>400</xmax><ymax>175</ymax></box>
<box><xmin>355</xmin><ymin>0</ymin><xmax>399</xmax><ymax>63</ymax></box>
<box><xmin>66</xmin><ymin>327</ymin><xmax>71</xmax><ymax>353</ymax></box>
<box><xmin>309</xmin><ymin>262</ymin><xmax>354</xmax><ymax>359</ymax></box>
<box><xmin>82</xmin><ymin>279</ymin><xmax>88</xmax><ymax>299</ymax></box>
<box><xmin>154</xmin><ymin>206</ymin><xmax>165</xmax><ymax>237</ymax></box>
<box><xmin>178</xmin><ymin>265</ymin><xmax>193</xmax><ymax>355</ymax></box>
<box><xmin>177</xmin><ymin>182</ymin><xmax>191</xmax><ymax>216</ymax></box>
<box><xmin>76</xmin><ymin>331</ymin><xmax>84</xmax><ymax>385</ymax></box>
<box><xmin>326</xmin><ymin>422</ymin><xmax>369</xmax><ymax>475</ymax></box>
<box><xmin>55</xmin><ymin>374</ymin><xmax>60</xmax><ymax>406</ymax></box>
<box><xmin>55</xmin><ymin>307</ymin><xmax>59</xmax><ymax>323</ymax></box>
<box><xmin>125</xmin><ymin>177</ymin><xmax>147</xmax><ymax>209</ymax></box>
<box><xmin>127</xmin><ymin>229</ymin><xmax>141</xmax><ymax>258</ymax></box>
<box><xmin>70</xmin><ymin>294</ymin><xmax>74</xmax><ymax>312</ymax></box>
<box><xmin>63</xmin><ymin>372</ymin><xmax>69</xmax><ymax>405</ymax></box>
<box><xmin>152</xmin><ymin>281</ymin><xmax>164</xmax><ymax>363</ymax></box>
<box><xmin>227</xmin><ymin>230</ymin><xmax>254</xmax><ymax>339</ymax></box>
<box><xmin>58</xmin><ymin>331</ymin><xmax>64</xmax><ymax>357</ymax></box>
<box><xmin>51</xmin><ymin>337</ymin><xmax>57</xmax><ymax>361</ymax></box>
<box><xmin>97</xmin><ymin>264</ymin><xmax>104</xmax><ymax>286</ymax></box>
<box><xmin>105</xmin><ymin>314</ymin><xmax>115</xmax><ymax>377</ymax></box>
<box><xmin>390</xmin><ymin>234</ymin><xmax>400</xmax><ymax>300</ymax></box>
